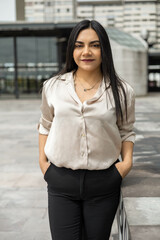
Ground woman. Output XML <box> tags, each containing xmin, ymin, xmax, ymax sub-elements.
<box><xmin>38</xmin><ymin>20</ymin><xmax>135</xmax><ymax>240</ymax></box>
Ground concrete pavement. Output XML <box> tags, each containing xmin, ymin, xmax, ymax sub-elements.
<box><xmin>122</xmin><ymin>93</ymin><xmax>160</xmax><ymax>239</ymax></box>
<box><xmin>0</xmin><ymin>99</ymin><xmax>51</xmax><ymax>240</ymax></box>
<box><xmin>0</xmin><ymin>93</ymin><xmax>160</xmax><ymax>240</ymax></box>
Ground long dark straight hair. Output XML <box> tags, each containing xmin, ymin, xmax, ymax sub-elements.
<box><xmin>57</xmin><ymin>20</ymin><xmax>127</xmax><ymax>123</ymax></box>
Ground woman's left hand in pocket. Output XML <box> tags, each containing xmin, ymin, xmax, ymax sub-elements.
<box><xmin>115</xmin><ymin>161</ymin><xmax>132</xmax><ymax>179</ymax></box>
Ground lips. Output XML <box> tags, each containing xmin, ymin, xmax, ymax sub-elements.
<box><xmin>81</xmin><ymin>59</ymin><xmax>95</xmax><ymax>62</ymax></box>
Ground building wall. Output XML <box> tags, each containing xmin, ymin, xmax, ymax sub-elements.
<box><xmin>25</xmin><ymin>0</ymin><xmax>73</xmax><ymax>22</ymax></box>
<box><xmin>76</xmin><ymin>0</ymin><xmax>158</xmax><ymax>47</ymax></box>
<box><xmin>77</xmin><ymin>4</ymin><xmax>124</xmax><ymax>28</ymax></box>
<box><xmin>25</xmin><ymin>0</ymin><xmax>45</xmax><ymax>22</ymax></box>
<box><xmin>16</xmin><ymin>0</ymin><xmax>25</xmax><ymax>21</ymax></box>
<box><xmin>124</xmin><ymin>1</ymin><xmax>157</xmax><ymax>46</ymax></box>
<box><xmin>156</xmin><ymin>1</ymin><xmax>160</xmax><ymax>49</ymax></box>
<box><xmin>111</xmin><ymin>39</ymin><xmax>148</xmax><ymax>96</ymax></box>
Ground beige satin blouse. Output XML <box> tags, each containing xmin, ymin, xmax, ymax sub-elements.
<box><xmin>38</xmin><ymin>71</ymin><xmax>136</xmax><ymax>170</ymax></box>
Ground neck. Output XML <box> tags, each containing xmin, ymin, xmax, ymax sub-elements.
<box><xmin>75</xmin><ymin>68</ymin><xmax>103</xmax><ymax>85</ymax></box>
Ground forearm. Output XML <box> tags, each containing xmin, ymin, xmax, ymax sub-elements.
<box><xmin>39</xmin><ymin>133</ymin><xmax>48</xmax><ymax>174</ymax></box>
<box><xmin>121</xmin><ymin>141</ymin><xmax>134</xmax><ymax>167</ymax></box>
<box><xmin>119</xmin><ymin>141</ymin><xmax>134</xmax><ymax>177</ymax></box>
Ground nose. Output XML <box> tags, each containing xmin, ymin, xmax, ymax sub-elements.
<box><xmin>82</xmin><ymin>46</ymin><xmax>91</xmax><ymax>55</ymax></box>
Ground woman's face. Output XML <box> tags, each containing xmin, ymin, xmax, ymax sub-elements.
<box><xmin>73</xmin><ymin>28</ymin><xmax>102</xmax><ymax>72</ymax></box>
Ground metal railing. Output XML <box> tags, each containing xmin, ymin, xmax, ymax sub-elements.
<box><xmin>117</xmin><ymin>193</ymin><xmax>131</xmax><ymax>240</ymax></box>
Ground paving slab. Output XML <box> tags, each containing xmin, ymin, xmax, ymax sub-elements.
<box><xmin>129</xmin><ymin>226</ymin><xmax>160</xmax><ymax>240</ymax></box>
<box><xmin>123</xmin><ymin>197</ymin><xmax>160</xmax><ymax>225</ymax></box>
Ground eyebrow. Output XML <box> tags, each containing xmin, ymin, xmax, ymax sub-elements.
<box><xmin>75</xmin><ymin>40</ymin><xmax>100</xmax><ymax>44</ymax></box>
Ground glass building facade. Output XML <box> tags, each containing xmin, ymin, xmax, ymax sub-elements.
<box><xmin>0</xmin><ymin>36</ymin><xmax>58</xmax><ymax>95</ymax></box>
<box><xmin>0</xmin><ymin>22</ymin><xmax>76</xmax><ymax>97</ymax></box>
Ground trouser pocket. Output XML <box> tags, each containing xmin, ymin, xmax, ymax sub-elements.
<box><xmin>44</xmin><ymin>163</ymin><xmax>80</xmax><ymax>197</ymax></box>
<box><xmin>44</xmin><ymin>163</ymin><xmax>52</xmax><ymax>181</ymax></box>
<box><xmin>114</xmin><ymin>164</ymin><xmax>122</xmax><ymax>180</ymax></box>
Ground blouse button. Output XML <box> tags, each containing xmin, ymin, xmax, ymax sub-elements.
<box><xmin>81</xmin><ymin>107</ymin><xmax>84</xmax><ymax>113</ymax></box>
<box><xmin>81</xmin><ymin>152</ymin><xmax>85</xmax><ymax>157</ymax></box>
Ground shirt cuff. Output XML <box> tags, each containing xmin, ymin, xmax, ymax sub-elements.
<box><xmin>38</xmin><ymin>123</ymin><xmax>49</xmax><ymax>135</ymax></box>
<box><xmin>122</xmin><ymin>133</ymin><xmax>136</xmax><ymax>143</ymax></box>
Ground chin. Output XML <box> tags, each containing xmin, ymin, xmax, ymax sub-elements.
<box><xmin>79</xmin><ymin>65</ymin><xmax>99</xmax><ymax>72</ymax></box>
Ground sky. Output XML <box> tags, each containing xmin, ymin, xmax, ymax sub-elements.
<box><xmin>0</xmin><ymin>0</ymin><xmax>16</xmax><ymax>22</ymax></box>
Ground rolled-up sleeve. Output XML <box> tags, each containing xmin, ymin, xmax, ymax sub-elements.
<box><xmin>37</xmin><ymin>82</ymin><xmax>54</xmax><ymax>135</ymax></box>
<box><xmin>118</xmin><ymin>88</ymin><xmax>136</xmax><ymax>143</ymax></box>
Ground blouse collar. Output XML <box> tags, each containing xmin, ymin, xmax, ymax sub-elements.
<box><xmin>59</xmin><ymin>71</ymin><xmax>110</xmax><ymax>105</ymax></box>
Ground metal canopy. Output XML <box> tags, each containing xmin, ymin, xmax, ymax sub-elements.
<box><xmin>106</xmin><ymin>27</ymin><xmax>146</xmax><ymax>50</ymax></box>
<box><xmin>0</xmin><ymin>22</ymin><xmax>77</xmax><ymax>37</ymax></box>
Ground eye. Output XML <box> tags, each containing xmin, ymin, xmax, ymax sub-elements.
<box><xmin>74</xmin><ymin>44</ymin><xmax>83</xmax><ymax>48</ymax></box>
<box><xmin>91</xmin><ymin>44</ymin><xmax>100</xmax><ymax>48</ymax></box>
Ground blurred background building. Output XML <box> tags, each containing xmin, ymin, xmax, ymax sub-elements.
<box><xmin>0</xmin><ymin>0</ymin><xmax>160</xmax><ymax>97</ymax></box>
<box><xmin>24</xmin><ymin>0</ymin><xmax>160</xmax><ymax>49</ymax></box>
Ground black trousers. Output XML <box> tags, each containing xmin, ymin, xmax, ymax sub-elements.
<box><xmin>44</xmin><ymin>160</ymin><xmax>122</xmax><ymax>240</ymax></box>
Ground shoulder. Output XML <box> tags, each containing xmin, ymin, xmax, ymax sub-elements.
<box><xmin>43</xmin><ymin>75</ymin><xmax>60</xmax><ymax>90</ymax></box>
<box><xmin>42</xmin><ymin>72</ymin><xmax>71</xmax><ymax>96</ymax></box>
<box><xmin>43</xmin><ymin>71</ymin><xmax>73</xmax><ymax>90</ymax></box>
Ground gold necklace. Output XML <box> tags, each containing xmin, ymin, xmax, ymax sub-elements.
<box><xmin>75</xmin><ymin>74</ymin><xmax>101</xmax><ymax>92</ymax></box>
